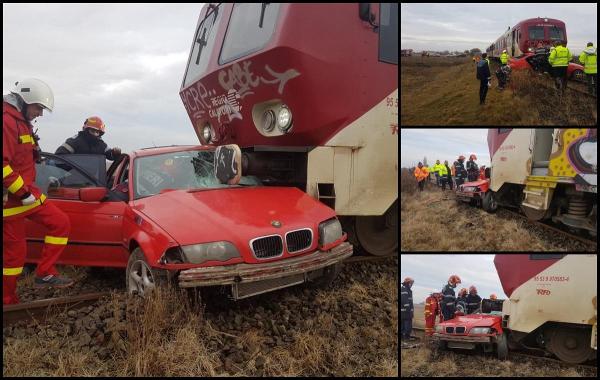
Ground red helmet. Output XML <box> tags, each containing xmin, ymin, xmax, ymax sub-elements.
<box><xmin>458</xmin><ymin>155</ymin><xmax>465</xmax><ymax>160</ymax></box>
<box><xmin>490</xmin><ymin>294</ymin><xmax>497</xmax><ymax>300</ymax></box>
<box><xmin>83</xmin><ymin>116</ymin><xmax>106</xmax><ymax>135</ymax></box>
<box><xmin>448</xmin><ymin>275</ymin><xmax>462</xmax><ymax>285</ymax></box>
<box><xmin>470</xmin><ymin>154</ymin><xmax>477</xmax><ymax>160</ymax></box>
<box><xmin>403</xmin><ymin>277</ymin><xmax>414</xmax><ymax>285</ymax></box>
<box><xmin>469</xmin><ymin>285</ymin><xmax>477</xmax><ymax>294</ymax></box>
<box><xmin>458</xmin><ymin>288</ymin><xmax>468</xmax><ymax>297</ymax></box>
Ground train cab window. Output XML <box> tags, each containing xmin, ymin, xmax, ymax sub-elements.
<box><xmin>528</xmin><ymin>26</ymin><xmax>544</xmax><ymax>40</ymax></box>
<box><xmin>379</xmin><ymin>3</ymin><xmax>398</xmax><ymax>64</ymax></box>
<box><xmin>219</xmin><ymin>3</ymin><xmax>281</xmax><ymax>64</ymax></box>
<box><xmin>530</xmin><ymin>254</ymin><xmax>565</xmax><ymax>260</ymax></box>
<box><xmin>183</xmin><ymin>4</ymin><xmax>223</xmax><ymax>88</ymax></box>
<box><xmin>549</xmin><ymin>26</ymin><xmax>564</xmax><ymax>41</ymax></box>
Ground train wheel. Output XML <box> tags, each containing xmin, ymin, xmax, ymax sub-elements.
<box><xmin>547</xmin><ymin>326</ymin><xmax>594</xmax><ymax>364</ymax></box>
<box><xmin>355</xmin><ymin>200</ymin><xmax>398</xmax><ymax>256</ymax></box>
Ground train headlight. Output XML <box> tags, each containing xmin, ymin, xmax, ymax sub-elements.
<box><xmin>261</xmin><ymin>110</ymin><xmax>276</xmax><ymax>132</ymax></box>
<box><xmin>202</xmin><ymin>124</ymin><xmax>213</xmax><ymax>143</ymax></box>
<box><xmin>470</xmin><ymin>327</ymin><xmax>491</xmax><ymax>334</ymax></box>
<box><xmin>277</xmin><ymin>105</ymin><xmax>292</xmax><ymax>132</ymax></box>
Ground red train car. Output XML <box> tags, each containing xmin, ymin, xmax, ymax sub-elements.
<box><xmin>486</xmin><ymin>17</ymin><xmax>567</xmax><ymax>59</ymax></box>
<box><xmin>179</xmin><ymin>4</ymin><xmax>398</xmax><ymax>256</ymax></box>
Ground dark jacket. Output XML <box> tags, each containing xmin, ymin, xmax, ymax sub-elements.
<box><xmin>401</xmin><ymin>284</ymin><xmax>414</xmax><ymax>320</ymax></box>
<box><xmin>476</xmin><ymin>59</ymin><xmax>491</xmax><ymax>80</ymax></box>
<box><xmin>454</xmin><ymin>160</ymin><xmax>467</xmax><ymax>179</ymax></box>
<box><xmin>444</xmin><ymin>164</ymin><xmax>452</xmax><ymax>178</ymax></box>
<box><xmin>456</xmin><ymin>296</ymin><xmax>467</xmax><ymax>313</ymax></box>
<box><xmin>466</xmin><ymin>159</ymin><xmax>479</xmax><ymax>174</ymax></box>
<box><xmin>55</xmin><ymin>130</ymin><xmax>118</xmax><ymax>160</ymax></box>
<box><xmin>466</xmin><ymin>294</ymin><xmax>482</xmax><ymax>314</ymax></box>
<box><xmin>441</xmin><ymin>284</ymin><xmax>457</xmax><ymax>315</ymax></box>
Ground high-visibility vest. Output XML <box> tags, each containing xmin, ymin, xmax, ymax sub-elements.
<box><xmin>579</xmin><ymin>47</ymin><xmax>597</xmax><ymax>74</ymax></box>
<box><xmin>549</xmin><ymin>46</ymin><xmax>572</xmax><ymax>67</ymax></box>
<box><xmin>438</xmin><ymin>165</ymin><xmax>448</xmax><ymax>176</ymax></box>
<box><xmin>500</xmin><ymin>52</ymin><xmax>508</xmax><ymax>64</ymax></box>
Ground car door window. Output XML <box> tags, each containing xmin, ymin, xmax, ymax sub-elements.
<box><xmin>36</xmin><ymin>157</ymin><xmax>97</xmax><ymax>197</ymax></box>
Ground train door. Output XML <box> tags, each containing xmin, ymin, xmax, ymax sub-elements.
<box><xmin>530</xmin><ymin>129</ymin><xmax>554</xmax><ymax>175</ymax></box>
<box><xmin>511</xmin><ymin>30</ymin><xmax>515</xmax><ymax>56</ymax></box>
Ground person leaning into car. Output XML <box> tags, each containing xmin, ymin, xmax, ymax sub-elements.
<box><xmin>55</xmin><ymin>116</ymin><xmax>121</xmax><ymax>160</ymax></box>
<box><xmin>3</xmin><ymin>78</ymin><xmax>74</xmax><ymax>305</ymax></box>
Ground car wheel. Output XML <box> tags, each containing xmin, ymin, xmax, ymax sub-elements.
<box><xmin>126</xmin><ymin>247</ymin><xmax>168</xmax><ymax>297</ymax></box>
<box><xmin>482</xmin><ymin>191</ymin><xmax>498</xmax><ymax>213</ymax></box>
<box><xmin>497</xmin><ymin>332</ymin><xmax>508</xmax><ymax>360</ymax></box>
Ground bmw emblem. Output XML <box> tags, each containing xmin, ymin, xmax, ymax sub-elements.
<box><xmin>271</xmin><ymin>220</ymin><xmax>282</xmax><ymax>228</ymax></box>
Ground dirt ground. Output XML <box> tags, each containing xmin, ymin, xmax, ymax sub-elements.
<box><xmin>400</xmin><ymin>182</ymin><xmax>595</xmax><ymax>252</ymax></box>
<box><xmin>401</xmin><ymin>329</ymin><xmax>597</xmax><ymax>377</ymax></box>
<box><xmin>401</xmin><ymin>56</ymin><xmax>597</xmax><ymax>126</ymax></box>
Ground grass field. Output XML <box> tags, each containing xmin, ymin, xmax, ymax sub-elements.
<box><xmin>401</xmin><ymin>56</ymin><xmax>597</xmax><ymax>125</ymax></box>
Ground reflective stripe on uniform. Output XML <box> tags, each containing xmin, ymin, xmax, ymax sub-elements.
<box><xmin>3</xmin><ymin>267</ymin><xmax>23</xmax><ymax>276</ymax></box>
<box><xmin>60</xmin><ymin>143</ymin><xmax>75</xmax><ymax>153</ymax></box>
<box><xmin>19</xmin><ymin>135</ymin><xmax>34</xmax><ymax>144</ymax></box>
<box><xmin>7</xmin><ymin>176</ymin><xmax>24</xmax><ymax>193</ymax></box>
<box><xmin>44</xmin><ymin>235</ymin><xmax>68</xmax><ymax>245</ymax></box>
<box><xmin>3</xmin><ymin>194</ymin><xmax>47</xmax><ymax>217</ymax></box>
<box><xmin>3</xmin><ymin>165</ymin><xmax>14</xmax><ymax>179</ymax></box>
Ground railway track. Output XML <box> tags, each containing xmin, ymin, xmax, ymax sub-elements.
<box><xmin>3</xmin><ymin>253</ymin><xmax>396</xmax><ymax>328</ymax></box>
<box><xmin>499</xmin><ymin>208</ymin><xmax>597</xmax><ymax>248</ymax></box>
<box><xmin>509</xmin><ymin>351</ymin><xmax>597</xmax><ymax>371</ymax></box>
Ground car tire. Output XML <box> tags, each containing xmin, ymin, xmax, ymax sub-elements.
<box><xmin>126</xmin><ymin>247</ymin><xmax>169</xmax><ymax>297</ymax></box>
<box><xmin>497</xmin><ymin>332</ymin><xmax>509</xmax><ymax>360</ymax></box>
<box><xmin>482</xmin><ymin>191</ymin><xmax>498</xmax><ymax>213</ymax></box>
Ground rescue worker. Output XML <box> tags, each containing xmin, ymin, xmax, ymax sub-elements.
<box><xmin>441</xmin><ymin>275</ymin><xmax>461</xmax><ymax>321</ymax></box>
<box><xmin>55</xmin><ymin>116</ymin><xmax>121</xmax><ymax>160</ymax></box>
<box><xmin>413</xmin><ymin>162</ymin><xmax>429</xmax><ymax>192</ymax></box>
<box><xmin>548</xmin><ymin>40</ymin><xmax>572</xmax><ymax>94</ymax></box>
<box><xmin>476</xmin><ymin>53</ymin><xmax>491</xmax><ymax>105</ymax></box>
<box><xmin>454</xmin><ymin>156</ymin><xmax>467</xmax><ymax>187</ymax></box>
<box><xmin>489</xmin><ymin>294</ymin><xmax>498</xmax><ymax>300</ymax></box>
<box><xmin>436</xmin><ymin>160</ymin><xmax>448</xmax><ymax>190</ymax></box>
<box><xmin>443</xmin><ymin>160</ymin><xmax>453</xmax><ymax>190</ymax></box>
<box><xmin>3</xmin><ymin>78</ymin><xmax>74</xmax><ymax>305</ymax></box>
<box><xmin>456</xmin><ymin>288</ymin><xmax>468</xmax><ymax>315</ymax></box>
<box><xmin>579</xmin><ymin>42</ymin><xmax>597</xmax><ymax>96</ymax></box>
<box><xmin>432</xmin><ymin>160</ymin><xmax>443</xmax><ymax>187</ymax></box>
<box><xmin>401</xmin><ymin>277</ymin><xmax>415</xmax><ymax>341</ymax></box>
<box><xmin>479</xmin><ymin>165</ymin><xmax>486</xmax><ymax>180</ymax></box>
<box><xmin>466</xmin><ymin>154</ymin><xmax>479</xmax><ymax>182</ymax></box>
<box><xmin>500</xmin><ymin>49</ymin><xmax>509</xmax><ymax>66</ymax></box>
<box><xmin>466</xmin><ymin>285</ymin><xmax>482</xmax><ymax>314</ymax></box>
<box><xmin>424</xmin><ymin>292</ymin><xmax>441</xmax><ymax>336</ymax></box>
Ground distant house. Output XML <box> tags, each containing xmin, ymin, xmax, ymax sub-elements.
<box><xmin>401</xmin><ymin>49</ymin><xmax>413</xmax><ymax>56</ymax></box>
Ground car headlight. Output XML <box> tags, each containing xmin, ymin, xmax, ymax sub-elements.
<box><xmin>277</xmin><ymin>105</ymin><xmax>292</xmax><ymax>132</ymax></box>
<box><xmin>261</xmin><ymin>110</ymin><xmax>276</xmax><ymax>132</ymax></box>
<box><xmin>435</xmin><ymin>325</ymin><xmax>443</xmax><ymax>333</ymax></box>
<box><xmin>470</xmin><ymin>327</ymin><xmax>491</xmax><ymax>334</ymax></box>
<box><xmin>181</xmin><ymin>241</ymin><xmax>240</xmax><ymax>264</ymax></box>
<box><xmin>318</xmin><ymin>218</ymin><xmax>343</xmax><ymax>247</ymax></box>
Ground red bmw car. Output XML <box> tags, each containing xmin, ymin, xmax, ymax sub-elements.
<box><xmin>508</xmin><ymin>52</ymin><xmax>585</xmax><ymax>81</ymax></box>
<box><xmin>25</xmin><ymin>145</ymin><xmax>352</xmax><ymax>299</ymax></box>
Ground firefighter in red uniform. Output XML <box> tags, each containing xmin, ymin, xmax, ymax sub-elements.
<box><xmin>3</xmin><ymin>78</ymin><xmax>74</xmax><ymax>305</ymax></box>
<box><xmin>424</xmin><ymin>292</ymin><xmax>441</xmax><ymax>336</ymax></box>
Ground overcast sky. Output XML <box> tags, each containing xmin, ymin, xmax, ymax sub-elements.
<box><xmin>400</xmin><ymin>128</ymin><xmax>491</xmax><ymax>169</ymax></box>
<box><xmin>401</xmin><ymin>3</ymin><xmax>597</xmax><ymax>55</ymax></box>
<box><xmin>3</xmin><ymin>3</ymin><xmax>205</xmax><ymax>154</ymax></box>
<box><xmin>401</xmin><ymin>254</ymin><xmax>506</xmax><ymax>304</ymax></box>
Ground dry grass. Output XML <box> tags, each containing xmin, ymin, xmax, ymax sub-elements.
<box><xmin>401</xmin><ymin>55</ymin><xmax>596</xmax><ymax>125</ymax></box>
<box><xmin>400</xmin><ymin>187</ymin><xmax>564</xmax><ymax>251</ymax></box>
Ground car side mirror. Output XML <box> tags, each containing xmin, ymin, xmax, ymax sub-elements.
<box><xmin>214</xmin><ymin>144</ymin><xmax>242</xmax><ymax>185</ymax></box>
<box><xmin>79</xmin><ymin>187</ymin><xmax>108</xmax><ymax>202</ymax></box>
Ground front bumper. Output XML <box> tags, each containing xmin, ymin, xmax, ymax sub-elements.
<box><xmin>433</xmin><ymin>333</ymin><xmax>493</xmax><ymax>343</ymax></box>
<box><xmin>178</xmin><ymin>242</ymin><xmax>353</xmax><ymax>289</ymax></box>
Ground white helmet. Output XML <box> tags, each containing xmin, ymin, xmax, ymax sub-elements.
<box><xmin>11</xmin><ymin>78</ymin><xmax>54</xmax><ymax>112</ymax></box>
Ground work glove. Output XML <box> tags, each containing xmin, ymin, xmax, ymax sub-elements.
<box><xmin>20</xmin><ymin>192</ymin><xmax>36</xmax><ymax>206</ymax></box>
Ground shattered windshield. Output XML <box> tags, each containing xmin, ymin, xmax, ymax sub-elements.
<box><xmin>133</xmin><ymin>150</ymin><xmax>260</xmax><ymax>199</ymax></box>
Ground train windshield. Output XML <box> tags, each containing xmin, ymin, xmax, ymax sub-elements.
<box><xmin>182</xmin><ymin>4</ymin><xmax>224</xmax><ymax>88</ymax></box>
<box><xmin>220</xmin><ymin>3</ymin><xmax>281</xmax><ymax>64</ymax></box>
<box><xmin>549</xmin><ymin>26</ymin><xmax>565</xmax><ymax>41</ymax></box>
<box><xmin>528</xmin><ymin>26</ymin><xmax>545</xmax><ymax>40</ymax></box>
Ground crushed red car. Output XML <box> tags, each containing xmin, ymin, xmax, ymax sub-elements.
<box><xmin>508</xmin><ymin>52</ymin><xmax>585</xmax><ymax>81</ymax></box>
<box><xmin>25</xmin><ymin>145</ymin><xmax>353</xmax><ymax>299</ymax></box>
<box><xmin>433</xmin><ymin>299</ymin><xmax>508</xmax><ymax>360</ymax></box>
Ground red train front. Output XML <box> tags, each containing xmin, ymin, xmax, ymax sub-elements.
<box><xmin>486</xmin><ymin>17</ymin><xmax>567</xmax><ymax>59</ymax></box>
<box><xmin>179</xmin><ymin>4</ymin><xmax>399</xmax><ymax>256</ymax></box>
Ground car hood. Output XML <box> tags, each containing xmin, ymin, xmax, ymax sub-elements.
<box><xmin>440</xmin><ymin>314</ymin><xmax>501</xmax><ymax>328</ymax></box>
<box><xmin>133</xmin><ymin>187</ymin><xmax>335</xmax><ymax>247</ymax></box>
